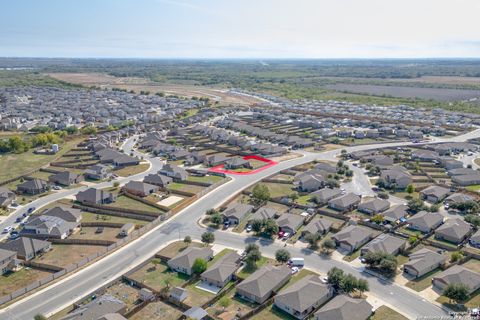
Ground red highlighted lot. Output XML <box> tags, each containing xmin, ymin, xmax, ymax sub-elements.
<box><xmin>208</xmin><ymin>155</ymin><xmax>278</xmax><ymax>175</ymax></box>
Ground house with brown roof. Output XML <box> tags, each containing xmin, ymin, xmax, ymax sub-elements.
<box><xmin>407</xmin><ymin>211</ymin><xmax>444</xmax><ymax>233</ymax></box>
<box><xmin>48</xmin><ymin>171</ymin><xmax>83</xmax><ymax>186</ymax></box>
<box><xmin>123</xmin><ymin>181</ymin><xmax>159</xmax><ymax>197</ymax></box>
<box><xmin>200</xmin><ymin>251</ymin><xmax>240</xmax><ymax>288</ymax></box>
<box><xmin>332</xmin><ymin>225</ymin><xmax>372</xmax><ymax>253</ymax></box>
<box><xmin>328</xmin><ymin>193</ymin><xmax>361</xmax><ymax>212</ymax></box>
<box><xmin>434</xmin><ymin>218</ymin><xmax>471</xmax><ymax>244</ymax></box>
<box><xmin>403</xmin><ymin>248</ymin><xmax>446</xmax><ymax>278</ymax></box>
<box><xmin>360</xmin><ymin>234</ymin><xmax>405</xmax><ymax>256</ymax></box>
<box><xmin>432</xmin><ymin>265</ymin><xmax>480</xmax><ymax>294</ymax></box>
<box><xmin>236</xmin><ymin>265</ymin><xmax>291</xmax><ymax>304</ymax></box>
<box><xmin>276</xmin><ymin>214</ymin><xmax>304</xmax><ymax>235</ymax></box>
<box><xmin>17</xmin><ymin>179</ymin><xmax>48</xmax><ymax>195</ymax></box>
<box><xmin>301</xmin><ymin>217</ymin><xmax>332</xmax><ymax>238</ymax></box>
<box><xmin>358</xmin><ymin>198</ymin><xmax>390</xmax><ymax>215</ymax></box>
<box><xmin>0</xmin><ymin>187</ymin><xmax>15</xmax><ymax>208</ymax></box>
<box><xmin>420</xmin><ymin>186</ymin><xmax>450</xmax><ymax>203</ymax></box>
<box><xmin>168</xmin><ymin>247</ymin><xmax>214</xmax><ymax>276</ymax></box>
<box><xmin>221</xmin><ymin>203</ymin><xmax>254</xmax><ymax>225</ymax></box>
<box><xmin>314</xmin><ymin>295</ymin><xmax>373</xmax><ymax>320</ymax></box>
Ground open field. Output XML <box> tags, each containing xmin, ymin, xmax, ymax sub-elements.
<box><xmin>36</xmin><ymin>244</ymin><xmax>106</xmax><ymax>268</ymax></box>
<box><xmin>128</xmin><ymin>261</ymin><xmax>188</xmax><ymax>292</ymax></box>
<box><xmin>81</xmin><ymin>211</ymin><xmax>148</xmax><ymax>226</ymax></box>
<box><xmin>104</xmin><ymin>282</ymin><xmax>139</xmax><ymax>310</ymax></box>
<box><xmin>0</xmin><ymin>267</ymin><xmax>53</xmax><ymax>296</ymax></box>
<box><xmin>113</xmin><ymin>163</ymin><xmax>149</xmax><ymax>177</ymax></box>
<box><xmin>70</xmin><ymin>226</ymin><xmax>120</xmax><ymax>241</ymax></box>
<box><xmin>325</xmin><ymin>84</ymin><xmax>480</xmax><ymax>102</ymax></box>
<box><xmin>0</xmin><ymin>137</ymin><xmax>85</xmax><ymax>182</ymax></box>
<box><xmin>108</xmin><ymin>195</ymin><xmax>162</xmax><ymax>213</ymax></box>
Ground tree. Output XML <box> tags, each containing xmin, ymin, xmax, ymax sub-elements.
<box><xmin>252</xmin><ymin>184</ymin><xmax>270</xmax><ymax>203</ymax></box>
<box><xmin>184</xmin><ymin>236</ymin><xmax>192</xmax><ymax>245</ymax></box>
<box><xmin>321</xmin><ymin>238</ymin><xmax>336</xmax><ymax>254</ymax></box>
<box><xmin>34</xmin><ymin>315</ymin><xmax>47</xmax><ymax>320</ymax></box>
<box><xmin>151</xmin><ymin>258</ymin><xmax>161</xmax><ymax>270</ymax></box>
<box><xmin>245</xmin><ymin>243</ymin><xmax>259</xmax><ymax>255</ymax></box>
<box><xmin>245</xmin><ymin>249</ymin><xmax>262</xmax><ymax>269</ymax></box>
<box><xmin>192</xmin><ymin>258</ymin><xmax>208</xmax><ymax>274</ymax></box>
<box><xmin>81</xmin><ymin>125</ymin><xmax>97</xmax><ymax>135</ymax></box>
<box><xmin>408</xmin><ymin>236</ymin><xmax>419</xmax><ymax>246</ymax></box>
<box><xmin>407</xmin><ymin>198</ymin><xmax>425</xmax><ymax>213</ymax></box>
<box><xmin>327</xmin><ymin>267</ymin><xmax>344</xmax><ymax>289</ymax></box>
<box><xmin>326</xmin><ymin>178</ymin><xmax>340</xmax><ymax>188</ymax></box>
<box><xmin>263</xmin><ymin>218</ymin><xmax>279</xmax><ymax>237</ymax></box>
<box><xmin>218</xmin><ymin>296</ymin><xmax>232</xmax><ymax>311</ymax></box>
<box><xmin>201</xmin><ymin>231</ymin><xmax>215</xmax><ymax>245</ymax></box>
<box><xmin>345</xmin><ymin>170</ymin><xmax>353</xmax><ymax>177</ymax></box>
<box><xmin>465</xmin><ymin>214</ymin><xmax>480</xmax><ymax>227</ymax></box>
<box><xmin>113</xmin><ymin>181</ymin><xmax>120</xmax><ymax>188</ymax></box>
<box><xmin>206</xmin><ymin>208</ymin><xmax>218</xmax><ymax>215</ymax></box>
<box><xmin>363</xmin><ymin>252</ymin><xmax>398</xmax><ymax>278</ymax></box>
<box><xmin>251</xmin><ymin>219</ymin><xmax>263</xmax><ymax>233</ymax></box>
<box><xmin>275</xmin><ymin>249</ymin><xmax>291</xmax><ymax>263</ymax></box>
<box><xmin>443</xmin><ymin>283</ymin><xmax>470</xmax><ymax>305</ymax></box>
<box><xmin>356</xmin><ymin>278</ymin><xmax>369</xmax><ymax>294</ymax></box>
<box><xmin>305</xmin><ymin>232</ymin><xmax>321</xmax><ymax>249</ymax></box>
<box><xmin>406</xmin><ymin>184</ymin><xmax>415</xmax><ymax>194</ymax></box>
<box><xmin>289</xmin><ymin>192</ymin><xmax>299</xmax><ymax>203</ymax></box>
<box><xmin>450</xmin><ymin>251</ymin><xmax>464</xmax><ymax>263</ymax></box>
<box><xmin>339</xmin><ymin>273</ymin><xmax>358</xmax><ymax>294</ymax></box>
<box><xmin>428</xmin><ymin>204</ymin><xmax>440</xmax><ymax>213</ymax></box>
<box><xmin>211</xmin><ymin>213</ymin><xmax>223</xmax><ymax>226</ymax></box>
<box><xmin>371</xmin><ymin>214</ymin><xmax>385</xmax><ymax>224</ymax></box>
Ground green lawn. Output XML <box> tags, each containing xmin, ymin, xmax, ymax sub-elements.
<box><xmin>370</xmin><ymin>306</ymin><xmax>408</xmax><ymax>320</ymax></box>
<box><xmin>405</xmin><ymin>269</ymin><xmax>441</xmax><ymax>292</ymax></box>
<box><xmin>208</xmin><ymin>248</ymin><xmax>234</xmax><ymax>267</ymax></box>
<box><xmin>0</xmin><ymin>137</ymin><xmax>85</xmax><ymax>182</ymax></box>
<box><xmin>128</xmin><ymin>262</ymin><xmax>189</xmax><ymax>292</ymax></box>
<box><xmin>237</xmin><ymin>257</ymin><xmax>272</xmax><ymax>279</ymax></box>
<box><xmin>184</xmin><ymin>280</ymin><xmax>216</xmax><ymax>307</ymax></box>
<box><xmin>252</xmin><ymin>304</ymin><xmax>297</xmax><ymax>320</ymax></box>
<box><xmin>168</xmin><ymin>182</ymin><xmax>205</xmax><ymax>194</ymax></box>
<box><xmin>108</xmin><ymin>195</ymin><xmax>162</xmax><ymax>214</ymax></box>
<box><xmin>114</xmin><ymin>163</ymin><xmax>150</xmax><ymax>177</ymax></box>
<box><xmin>342</xmin><ymin>248</ymin><xmax>362</xmax><ymax>262</ymax></box>
<box><xmin>186</xmin><ymin>175</ymin><xmax>223</xmax><ymax>184</ymax></box>
<box><xmin>0</xmin><ymin>268</ymin><xmax>53</xmax><ymax>296</ymax></box>
<box><xmin>296</xmin><ymin>195</ymin><xmax>312</xmax><ymax>205</ymax></box>
<box><xmin>249</xmin><ymin>182</ymin><xmax>294</xmax><ymax>199</ymax></box>
<box><xmin>81</xmin><ymin>212</ymin><xmax>148</xmax><ymax>226</ymax></box>
<box><xmin>466</xmin><ymin>185</ymin><xmax>480</xmax><ymax>192</ymax></box>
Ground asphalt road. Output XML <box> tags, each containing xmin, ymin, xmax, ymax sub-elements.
<box><xmin>2</xmin><ymin>129</ymin><xmax>480</xmax><ymax>319</ymax></box>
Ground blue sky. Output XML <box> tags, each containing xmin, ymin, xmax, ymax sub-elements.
<box><xmin>1</xmin><ymin>0</ymin><xmax>480</xmax><ymax>58</ymax></box>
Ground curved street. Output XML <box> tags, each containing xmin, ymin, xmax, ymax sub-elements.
<box><xmin>1</xmin><ymin>128</ymin><xmax>480</xmax><ymax>319</ymax></box>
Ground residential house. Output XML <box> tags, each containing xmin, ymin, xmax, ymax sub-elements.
<box><xmin>0</xmin><ymin>237</ymin><xmax>51</xmax><ymax>261</ymax></box>
<box><xmin>76</xmin><ymin>188</ymin><xmax>116</xmax><ymax>205</ymax></box>
<box><xmin>221</xmin><ymin>203</ymin><xmax>254</xmax><ymax>225</ymax></box>
<box><xmin>205</xmin><ymin>154</ymin><xmax>229</xmax><ymax>167</ymax></box>
<box><xmin>60</xmin><ymin>294</ymin><xmax>127</xmax><ymax>320</ymax></box>
<box><xmin>332</xmin><ymin>225</ymin><xmax>372</xmax><ymax>253</ymax></box>
<box><xmin>451</xmin><ymin>173</ymin><xmax>480</xmax><ymax>186</ymax></box>
<box><xmin>302</xmin><ymin>217</ymin><xmax>332</xmax><ymax>238</ymax></box>
<box><xmin>224</xmin><ymin>157</ymin><xmax>252</xmax><ymax>170</ymax></box>
<box><xmin>236</xmin><ymin>265</ymin><xmax>291</xmax><ymax>304</ymax></box>
<box><xmin>382</xmin><ymin>204</ymin><xmax>408</xmax><ymax>223</ymax></box>
<box><xmin>169</xmin><ymin>287</ymin><xmax>188</xmax><ymax>302</ymax></box>
<box><xmin>84</xmin><ymin>164</ymin><xmax>111</xmax><ymax>180</ymax></box>
<box><xmin>0</xmin><ymin>248</ymin><xmax>18</xmax><ymax>275</ymax></box>
<box><xmin>294</xmin><ymin>172</ymin><xmax>325</xmax><ymax>192</ymax></box>
<box><xmin>420</xmin><ymin>186</ymin><xmax>450</xmax><ymax>203</ymax></box>
<box><xmin>432</xmin><ymin>265</ymin><xmax>480</xmax><ymax>294</ymax></box>
<box><xmin>42</xmin><ymin>206</ymin><xmax>82</xmax><ymax>223</ymax></box>
<box><xmin>357</xmin><ymin>198</ymin><xmax>390</xmax><ymax>215</ymax></box>
<box><xmin>380</xmin><ymin>168</ymin><xmax>412</xmax><ymax>189</ymax></box>
<box><xmin>158</xmin><ymin>164</ymin><xmax>188</xmax><ymax>181</ymax></box>
<box><xmin>17</xmin><ymin>179</ymin><xmax>48</xmax><ymax>195</ymax></box>
<box><xmin>314</xmin><ymin>295</ymin><xmax>373</xmax><ymax>320</ymax></box>
<box><xmin>434</xmin><ymin>218</ymin><xmax>471</xmax><ymax>244</ymax></box>
<box><xmin>123</xmin><ymin>181</ymin><xmax>159</xmax><ymax>197</ymax></box>
<box><xmin>23</xmin><ymin>214</ymin><xmax>79</xmax><ymax>239</ymax></box>
<box><xmin>470</xmin><ymin>230</ymin><xmax>480</xmax><ymax>248</ymax></box>
<box><xmin>0</xmin><ymin>187</ymin><xmax>15</xmax><ymax>208</ymax></box>
<box><xmin>249</xmin><ymin>207</ymin><xmax>278</xmax><ymax>222</ymax></box>
<box><xmin>276</xmin><ymin>214</ymin><xmax>304</xmax><ymax>235</ymax></box>
<box><xmin>314</xmin><ymin>162</ymin><xmax>337</xmax><ymax>174</ymax></box>
<box><xmin>403</xmin><ymin>248</ymin><xmax>446</xmax><ymax>278</ymax></box>
<box><xmin>328</xmin><ymin>193</ymin><xmax>361</xmax><ymax>212</ymax></box>
<box><xmin>274</xmin><ymin>275</ymin><xmax>334</xmax><ymax>320</ymax></box>
<box><xmin>143</xmin><ymin>173</ymin><xmax>173</xmax><ymax>188</ymax></box>
<box><xmin>183</xmin><ymin>307</ymin><xmax>208</xmax><ymax>320</ymax></box>
<box><xmin>200</xmin><ymin>251</ymin><xmax>240</xmax><ymax>288</ymax></box>
<box><xmin>360</xmin><ymin>234</ymin><xmax>406</xmax><ymax>256</ymax></box>
<box><xmin>407</xmin><ymin>211</ymin><xmax>444</xmax><ymax>233</ymax></box>
<box><xmin>48</xmin><ymin>171</ymin><xmax>83</xmax><ymax>186</ymax></box>
<box><xmin>310</xmin><ymin>188</ymin><xmax>342</xmax><ymax>204</ymax></box>
<box><xmin>444</xmin><ymin>193</ymin><xmax>474</xmax><ymax>205</ymax></box>
<box><xmin>167</xmin><ymin>247</ymin><xmax>214</xmax><ymax>276</ymax></box>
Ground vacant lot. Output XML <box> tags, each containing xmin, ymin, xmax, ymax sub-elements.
<box><xmin>104</xmin><ymin>282</ymin><xmax>140</xmax><ymax>310</ymax></box>
<box><xmin>0</xmin><ymin>268</ymin><xmax>53</xmax><ymax>296</ymax></box>
<box><xmin>168</xmin><ymin>182</ymin><xmax>205</xmax><ymax>194</ymax></box>
<box><xmin>81</xmin><ymin>212</ymin><xmax>148</xmax><ymax>226</ymax></box>
<box><xmin>108</xmin><ymin>195</ymin><xmax>162</xmax><ymax>214</ymax></box>
<box><xmin>248</xmin><ymin>182</ymin><xmax>294</xmax><ymax>199</ymax></box>
<box><xmin>128</xmin><ymin>261</ymin><xmax>188</xmax><ymax>292</ymax></box>
<box><xmin>130</xmin><ymin>300</ymin><xmax>182</xmax><ymax>320</ymax></box>
<box><xmin>37</xmin><ymin>244</ymin><xmax>105</xmax><ymax>268</ymax></box>
<box><xmin>326</xmin><ymin>84</ymin><xmax>480</xmax><ymax>102</ymax></box>
<box><xmin>186</xmin><ymin>175</ymin><xmax>223</xmax><ymax>184</ymax></box>
<box><xmin>70</xmin><ymin>226</ymin><xmax>120</xmax><ymax>241</ymax></box>
<box><xmin>114</xmin><ymin>163</ymin><xmax>149</xmax><ymax>177</ymax></box>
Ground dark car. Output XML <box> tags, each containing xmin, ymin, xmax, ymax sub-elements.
<box><xmin>27</xmin><ymin>207</ymin><xmax>36</xmax><ymax>213</ymax></box>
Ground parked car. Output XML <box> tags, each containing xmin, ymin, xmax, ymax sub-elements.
<box><xmin>2</xmin><ymin>226</ymin><xmax>13</xmax><ymax>234</ymax></box>
<box><xmin>15</xmin><ymin>217</ymin><xmax>23</xmax><ymax>223</ymax></box>
<box><xmin>95</xmin><ymin>227</ymin><xmax>104</xmax><ymax>234</ymax></box>
<box><xmin>27</xmin><ymin>207</ymin><xmax>36</xmax><ymax>213</ymax></box>
<box><xmin>278</xmin><ymin>231</ymin><xmax>285</xmax><ymax>238</ymax></box>
<box><xmin>282</xmin><ymin>232</ymin><xmax>291</xmax><ymax>240</ymax></box>
<box><xmin>246</xmin><ymin>225</ymin><xmax>252</xmax><ymax>232</ymax></box>
<box><xmin>223</xmin><ymin>221</ymin><xmax>230</xmax><ymax>229</ymax></box>
<box><xmin>291</xmin><ymin>266</ymin><xmax>299</xmax><ymax>274</ymax></box>
<box><xmin>321</xmin><ymin>276</ymin><xmax>328</xmax><ymax>284</ymax></box>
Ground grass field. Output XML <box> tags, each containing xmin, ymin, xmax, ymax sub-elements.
<box><xmin>168</xmin><ymin>182</ymin><xmax>205</xmax><ymax>194</ymax></box>
<box><xmin>108</xmin><ymin>195</ymin><xmax>162</xmax><ymax>214</ymax></box>
<box><xmin>249</xmin><ymin>182</ymin><xmax>294</xmax><ymax>199</ymax></box>
<box><xmin>113</xmin><ymin>163</ymin><xmax>150</xmax><ymax>177</ymax></box>
<box><xmin>81</xmin><ymin>211</ymin><xmax>148</xmax><ymax>226</ymax></box>
<box><xmin>237</xmin><ymin>257</ymin><xmax>272</xmax><ymax>279</ymax></box>
<box><xmin>370</xmin><ymin>306</ymin><xmax>408</xmax><ymax>320</ymax></box>
<box><xmin>37</xmin><ymin>244</ymin><xmax>105</xmax><ymax>268</ymax></box>
<box><xmin>186</xmin><ymin>174</ymin><xmax>223</xmax><ymax>184</ymax></box>
<box><xmin>0</xmin><ymin>137</ymin><xmax>85</xmax><ymax>182</ymax></box>
<box><xmin>128</xmin><ymin>261</ymin><xmax>189</xmax><ymax>292</ymax></box>
<box><xmin>405</xmin><ymin>269</ymin><xmax>441</xmax><ymax>292</ymax></box>
<box><xmin>0</xmin><ymin>267</ymin><xmax>53</xmax><ymax>296</ymax></box>
<box><xmin>70</xmin><ymin>226</ymin><xmax>120</xmax><ymax>241</ymax></box>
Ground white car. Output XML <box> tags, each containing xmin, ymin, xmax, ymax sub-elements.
<box><xmin>282</xmin><ymin>232</ymin><xmax>290</xmax><ymax>240</ymax></box>
<box><xmin>246</xmin><ymin>225</ymin><xmax>252</xmax><ymax>232</ymax></box>
<box><xmin>2</xmin><ymin>226</ymin><xmax>13</xmax><ymax>234</ymax></box>
<box><xmin>321</xmin><ymin>276</ymin><xmax>328</xmax><ymax>284</ymax></box>
<box><xmin>291</xmin><ymin>266</ymin><xmax>299</xmax><ymax>274</ymax></box>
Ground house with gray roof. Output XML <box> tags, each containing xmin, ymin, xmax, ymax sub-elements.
<box><xmin>276</xmin><ymin>214</ymin><xmax>304</xmax><ymax>235</ymax></box>
<box><xmin>294</xmin><ymin>172</ymin><xmax>325</xmax><ymax>192</ymax></box>
<box><xmin>357</xmin><ymin>198</ymin><xmax>390</xmax><ymax>215</ymax></box>
<box><xmin>249</xmin><ymin>207</ymin><xmax>278</xmax><ymax>222</ymax></box>
<box><xmin>169</xmin><ymin>286</ymin><xmax>188</xmax><ymax>302</ymax></box>
<box><xmin>23</xmin><ymin>214</ymin><xmax>79</xmax><ymax>239</ymax></box>
<box><xmin>201</xmin><ymin>251</ymin><xmax>240</xmax><ymax>288</ymax></box>
<box><xmin>444</xmin><ymin>193</ymin><xmax>474</xmax><ymax>205</ymax></box>
<box><xmin>274</xmin><ymin>275</ymin><xmax>333</xmax><ymax>319</ymax></box>
<box><xmin>167</xmin><ymin>247</ymin><xmax>213</xmax><ymax>276</ymax></box>
<box><xmin>302</xmin><ymin>217</ymin><xmax>332</xmax><ymax>237</ymax></box>
<box><xmin>76</xmin><ymin>188</ymin><xmax>116</xmax><ymax>205</ymax></box>
<box><xmin>328</xmin><ymin>193</ymin><xmax>361</xmax><ymax>212</ymax></box>
<box><xmin>84</xmin><ymin>164</ymin><xmax>111</xmax><ymax>180</ymax></box>
<box><xmin>382</xmin><ymin>204</ymin><xmax>408</xmax><ymax>223</ymax></box>
<box><xmin>310</xmin><ymin>188</ymin><xmax>341</xmax><ymax>204</ymax></box>
<box><xmin>432</xmin><ymin>265</ymin><xmax>480</xmax><ymax>294</ymax></box>
<box><xmin>0</xmin><ymin>248</ymin><xmax>18</xmax><ymax>275</ymax></box>
<box><xmin>314</xmin><ymin>295</ymin><xmax>373</xmax><ymax>320</ymax></box>
<box><xmin>236</xmin><ymin>264</ymin><xmax>291</xmax><ymax>304</ymax></box>
<box><xmin>380</xmin><ymin>168</ymin><xmax>412</xmax><ymax>189</ymax></box>
<box><xmin>434</xmin><ymin>218</ymin><xmax>471</xmax><ymax>244</ymax></box>
<box><xmin>332</xmin><ymin>225</ymin><xmax>372</xmax><ymax>253</ymax></box>
<box><xmin>407</xmin><ymin>211</ymin><xmax>444</xmax><ymax>233</ymax></box>
<box><xmin>470</xmin><ymin>230</ymin><xmax>480</xmax><ymax>248</ymax></box>
<box><xmin>158</xmin><ymin>164</ymin><xmax>188</xmax><ymax>181</ymax></box>
<box><xmin>123</xmin><ymin>181</ymin><xmax>159</xmax><ymax>197</ymax></box>
<box><xmin>225</xmin><ymin>156</ymin><xmax>252</xmax><ymax>170</ymax></box>
<box><xmin>42</xmin><ymin>206</ymin><xmax>82</xmax><ymax>223</ymax></box>
<box><xmin>420</xmin><ymin>186</ymin><xmax>450</xmax><ymax>203</ymax></box>
<box><xmin>61</xmin><ymin>294</ymin><xmax>127</xmax><ymax>320</ymax></box>
<box><xmin>360</xmin><ymin>234</ymin><xmax>405</xmax><ymax>256</ymax></box>
<box><xmin>17</xmin><ymin>179</ymin><xmax>48</xmax><ymax>195</ymax></box>
<box><xmin>451</xmin><ymin>173</ymin><xmax>480</xmax><ymax>186</ymax></box>
<box><xmin>314</xmin><ymin>162</ymin><xmax>337</xmax><ymax>174</ymax></box>
<box><xmin>221</xmin><ymin>203</ymin><xmax>254</xmax><ymax>225</ymax></box>
<box><xmin>0</xmin><ymin>237</ymin><xmax>51</xmax><ymax>261</ymax></box>
<box><xmin>205</xmin><ymin>154</ymin><xmax>229</xmax><ymax>167</ymax></box>
<box><xmin>403</xmin><ymin>248</ymin><xmax>446</xmax><ymax>278</ymax></box>
<box><xmin>0</xmin><ymin>187</ymin><xmax>15</xmax><ymax>208</ymax></box>
<box><xmin>143</xmin><ymin>173</ymin><xmax>172</xmax><ymax>188</ymax></box>
<box><xmin>183</xmin><ymin>307</ymin><xmax>208</xmax><ymax>320</ymax></box>
<box><xmin>48</xmin><ymin>171</ymin><xmax>83</xmax><ymax>186</ymax></box>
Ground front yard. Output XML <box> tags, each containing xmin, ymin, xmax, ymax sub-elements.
<box><xmin>113</xmin><ymin>163</ymin><xmax>150</xmax><ymax>177</ymax></box>
<box><xmin>128</xmin><ymin>261</ymin><xmax>189</xmax><ymax>292</ymax></box>
<box><xmin>0</xmin><ymin>267</ymin><xmax>53</xmax><ymax>296</ymax></box>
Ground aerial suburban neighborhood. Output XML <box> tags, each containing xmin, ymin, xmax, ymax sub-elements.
<box><xmin>2</xmin><ymin>1</ymin><xmax>480</xmax><ymax>319</ymax></box>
